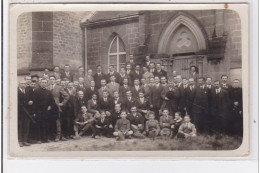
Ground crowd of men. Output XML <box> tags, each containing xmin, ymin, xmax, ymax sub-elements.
<box><xmin>18</xmin><ymin>56</ymin><xmax>243</xmax><ymax>146</ymax></box>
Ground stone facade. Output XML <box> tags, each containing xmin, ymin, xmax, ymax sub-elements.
<box><xmin>31</xmin><ymin>12</ymin><xmax>54</xmax><ymax>70</ymax></box>
<box><xmin>17</xmin><ymin>12</ymin><xmax>32</xmax><ymax>74</ymax></box>
<box><xmin>17</xmin><ymin>10</ymin><xmax>242</xmax><ymax>82</ymax></box>
<box><xmin>17</xmin><ymin>11</ymin><xmax>89</xmax><ymax>75</ymax></box>
<box><xmin>82</xmin><ymin>10</ymin><xmax>242</xmax><ymax>81</ymax></box>
<box><xmin>53</xmin><ymin>12</ymin><xmax>89</xmax><ymax>70</ymax></box>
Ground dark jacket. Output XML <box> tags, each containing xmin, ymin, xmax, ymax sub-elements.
<box><xmin>93</xmin><ymin>72</ymin><xmax>107</xmax><ymax>89</ymax></box>
<box><xmin>34</xmin><ymin>87</ymin><xmax>57</xmax><ymax>119</ymax></box>
<box><xmin>150</xmin><ymin>84</ymin><xmax>164</xmax><ymax>108</ymax></box>
<box><xmin>127</xmin><ymin>113</ymin><xmax>145</xmax><ymax>126</ymax></box>
<box><xmin>98</xmin><ymin>97</ymin><xmax>114</xmax><ymax>112</ymax></box>
<box><xmin>210</xmin><ymin>88</ymin><xmax>231</xmax><ymax>117</ymax></box>
<box><xmin>192</xmin><ymin>86</ymin><xmax>209</xmax><ymax>114</ymax></box>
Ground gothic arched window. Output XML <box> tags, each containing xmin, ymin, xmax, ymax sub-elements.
<box><xmin>108</xmin><ymin>35</ymin><xmax>126</xmax><ymax>72</ymax></box>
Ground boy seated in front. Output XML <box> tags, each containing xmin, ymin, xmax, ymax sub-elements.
<box><xmin>74</xmin><ymin>105</ymin><xmax>95</xmax><ymax>139</ymax></box>
<box><xmin>92</xmin><ymin>111</ymin><xmax>114</xmax><ymax>138</ymax></box>
<box><xmin>177</xmin><ymin>115</ymin><xmax>197</xmax><ymax>138</ymax></box>
<box><xmin>159</xmin><ymin>108</ymin><xmax>174</xmax><ymax>140</ymax></box>
<box><xmin>171</xmin><ymin>112</ymin><xmax>183</xmax><ymax>138</ymax></box>
<box><xmin>113</xmin><ymin>110</ymin><xmax>133</xmax><ymax>141</ymax></box>
<box><xmin>145</xmin><ymin>111</ymin><xmax>160</xmax><ymax>140</ymax></box>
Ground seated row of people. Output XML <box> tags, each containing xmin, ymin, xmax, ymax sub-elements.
<box><xmin>74</xmin><ymin>105</ymin><xmax>196</xmax><ymax>141</ymax></box>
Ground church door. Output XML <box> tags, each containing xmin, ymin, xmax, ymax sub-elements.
<box><xmin>172</xmin><ymin>55</ymin><xmax>198</xmax><ymax>79</ymax></box>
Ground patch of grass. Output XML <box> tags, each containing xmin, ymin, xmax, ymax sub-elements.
<box><xmin>28</xmin><ymin>134</ymin><xmax>243</xmax><ymax>151</ymax></box>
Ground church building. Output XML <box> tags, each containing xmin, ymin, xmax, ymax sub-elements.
<box><xmin>17</xmin><ymin>10</ymin><xmax>242</xmax><ymax>81</ymax></box>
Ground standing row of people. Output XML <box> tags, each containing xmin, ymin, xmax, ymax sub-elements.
<box><xmin>18</xmin><ymin>62</ymin><xmax>243</xmax><ymax>146</ymax></box>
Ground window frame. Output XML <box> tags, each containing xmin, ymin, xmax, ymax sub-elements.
<box><xmin>108</xmin><ymin>35</ymin><xmax>126</xmax><ymax>72</ymax></box>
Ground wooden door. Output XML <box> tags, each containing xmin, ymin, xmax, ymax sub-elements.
<box><xmin>172</xmin><ymin>56</ymin><xmax>198</xmax><ymax>78</ymax></box>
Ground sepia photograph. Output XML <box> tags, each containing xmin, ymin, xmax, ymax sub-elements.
<box><xmin>9</xmin><ymin>4</ymin><xmax>249</xmax><ymax>157</ymax></box>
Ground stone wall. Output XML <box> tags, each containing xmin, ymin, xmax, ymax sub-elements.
<box><xmin>31</xmin><ymin>12</ymin><xmax>54</xmax><ymax>70</ymax></box>
<box><xmin>17</xmin><ymin>12</ymin><xmax>32</xmax><ymax>74</ymax></box>
<box><xmin>84</xmin><ymin>10</ymin><xmax>242</xmax><ymax>82</ymax></box>
<box><xmin>86</xmin><ymin>21</ymin><xmax>140</xmax><ymax>72</ymax></box>
<box><xmin>53</xmin><ymin>12</ymin><xmax>89</xmax><ymax>70</ymax></box>
<box><xmin>17</xmin><ymin>10</ymin><xmax>242</xmax><ymax>83</ymax></box>
<box><xmin>17</xmin><ymin>12</ymin><xmax>89</xmax><ymax>75</ymax></box>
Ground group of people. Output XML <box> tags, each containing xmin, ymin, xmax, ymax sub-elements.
<box><xmin>18</xmin><ymin>56</ymin><xmax>243</xmax><ymax>147</ymax></box>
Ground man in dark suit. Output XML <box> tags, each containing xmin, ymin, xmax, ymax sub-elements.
<box><xmin>53</xmin><ymin>66</ymin><xmax>61</xmax><ymax>80</ymax></box>
<box><xmin>126</xmin><ymin>63</ymin><xmax>133</xmax><ymax>76</ymax></box>
<box><xmin>206</xmin><ymin>77</ymin><xmax>213</xmax><ymax>90</ymax></box>
<box><xmin>211</xmin><ymin>80</ymin><xmax>231</xmax><ymax>134</ymax></box>
<box><xmin>110</xmin><ymin>104</ymin><xmax>122</xmax><ymax>126</ymax></box>
<box><xmin>106</xmin><ymin>65</ymin><xmax>121</xmax><ymax>84</ymax></box>
<box><xmin>191</xmin><ymin>77</ymin><xmax>209</xmax><ymax>134</ymax></box>
<box><xmin>76</xmin><ymin>77</ymin><xmax>86</xmax><ymax>92</ymax></box>
<box><xmin>127</xmin><ymin>106</ymin><xmax>145</xmax><ymax>138</ymax></box>
<box><xmin>93</xmin><ymin>65</ymin><xmax>107</xmax><ymax>90</ymax></box>
<box><xmin>230</xmin><ymin>79</ymin><xmax>243</xmax><ymax>110</ymax></box>
<box><xmin>112</xmin><ymin>91</ymin><xmax>124</xmax><ymax>108</ymax></box>
<box><xmin>99</xmin><ymin>90</ymin><xmax>114</xmax><ymax>115</ymax></box>
<box><xmin>65</xmin><ymin>82</ymin><xmax>78</xmax><ymax>138</ymax></box>
<box><xmin>130</xmin><ymin>64</ymin><xmax>142</xmax><ymax>86</ymax></box>
<box><xmin>153</xmin><ymin>63</ymin><xmax>167</xmax><ymax>79</ymax></box>
<box><xmin>75</xmin><ymin>90</ymin><xmax>87</xmax><ymax>116</ymax></box>
<box><xmin>131</xmin><ymin>79</ymin><xmax>144</xmax><ymax>99</ymax></box>
<box><xmin>124</xmin><ymin>90</ymin><xmax>136</xmax><ymax>113</ymax></box>
<box><xmin>24</xmin><ymin>75</ymin><xmax>32</xmax><ymax>88</ymax></box>
<box><xmin>59</xmin><ymin>80</ymin><xmax>74</xmax><ymax>139</ymax></box>
<box><xmin>127</xmin><ymin>54</ymin><xmax>135</xmax><ymax>71</ymax></box>
<box><xmin>150</xmin><ymin>76</ymin><xmax>164</xmax><ymax>120</ymax></box>
<box><xmin>149</xmin><ymin>62</ymin><xmax>156</xmax><ymax>74</ymax></box>
<box><xmin>136</xmin><ymin>91</ymin><xmax>151</xmax><ymax>116</ymax></box>
<box><xmin>119</xmin><ymin>78</ymin><xmax>131</xmax><ymax>99</ymax></box>
<box><xmin>48</xmin><ymin>76</ymin><xmax>70</xmax><ymax>142</ymax></box>
<box><xmin>87</xmin><ymin>93</ymin><xmax>99</xmax><ymax>115</ymax></box>
<box><xmin>229</xmin><ymin>79</ymin><xmax>243</xmax><ymax>136</ymax></box>
<box><xmin>61</xmin><ymin>64</ymin><xmax>73</xmax><ymax>81</ymax></box>
<box><xmin>160</xmin><ymin>81</ymin><xmax>180</xmax><ymax>117</ymax></box>
<box><xmin>186</xmin><ymin>78</ymin><xmax>196</xmax><ymax>120</ymax></box>
<box><xmin>221</xmin><ymin>75</ymin><xmax>232</xmax><ymax>93</ymax></box>
<box><xmin>34</xmin><ymin>79</ymin><xmax>57</xmax><ymax>143</ymax></box>
<box><xmin>178</xmin><ymin>77</ymin><xmax>188</xmax><ymax>115</ymax></box>
<box><xmin>145</xmin><ymin>55</ymin><xmax>151</xmax><ymax>68</ymax></box>
<box><xmin>26</xmin><ymin>81</ymin><xmax>39</xmax><ymax>142</ymax></box>
<box><xmin>186</xmin><ymin>78</ymin><xmax>196</xmax><ymax>119</ymax></box>
<box><xmin>18</xmin><ymin>80</ymin><xmax>31</xmax><ymax>147</ymax></box>
<box><xmin>84</xmin><ymin>80</ymin><xmax>98</xmax><ymax>101</ymax></box>
<box><xmin>98</xmin><ymin>79</ymin><xmax>109</xmax><ymax>98</ymax></box>
<box><xmin>118</xmin><ymin>67</ymin><xmax>131</xmax><ymax>86</ymax></box>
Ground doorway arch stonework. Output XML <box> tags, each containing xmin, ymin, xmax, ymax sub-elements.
<box><xmin>157</xmin><ymin>12</ymin><xmax>208</xmax><ymax>77</ymax></box>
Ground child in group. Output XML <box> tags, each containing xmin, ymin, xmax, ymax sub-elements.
<box><xmin>145</xmin><ymin>111</ymin><xmax>160</xmax><ymax>140</ymax></box>
<box><xmin>159</xmin><ymin>109</ymin><xmax>174</xmax><ymax>140</ymax></box>
<box><xmin>113</xmin><ymin>110</ymin><xmax>133</xmax><ymax>141</ymax></box>
<box><xmin>177</xmin><ymin>115</ymin><xmax>197</xmax><ymax>138</ymax></box>
<box><xmin>92</xmin><ymin>111</ymin><xmax>114</xmax><ymax>138</ymax></box>
<box><xmin>73</xmin><ymin>105</ymin><xmax>95</xmax><ymax>139</ymax></box>
<box><xmin>171</xmin><ymin>112</ymin><xmax>183</xmax><ymax>138</ymax></box>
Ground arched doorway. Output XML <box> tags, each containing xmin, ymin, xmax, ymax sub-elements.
<box><xmin>158</xmin><ymin>12</ymin><xmax>207</xmax><ymax>78</ymax></box>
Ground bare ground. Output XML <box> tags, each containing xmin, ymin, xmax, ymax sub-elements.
<box><xmin>22</xmin><ymin>134</ymin><xmax>242</xmax><ymax>152</ymax></box>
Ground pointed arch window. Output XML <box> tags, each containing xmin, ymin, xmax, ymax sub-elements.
<box><xmin>108</xmin><ymin>35</ymin><xmax>126</xmax><ymax>72</ymax></box>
